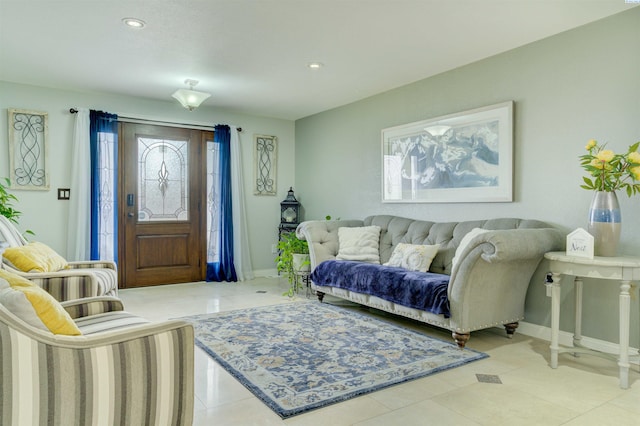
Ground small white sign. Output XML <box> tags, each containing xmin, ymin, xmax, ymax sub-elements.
<box><xmin>566</xmin><ymin>228</ymin><xmax>594</xmax><ymax>259</ymax></box>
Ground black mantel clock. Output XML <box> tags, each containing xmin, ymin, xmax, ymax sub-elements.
<box><xmin>279</xmin><ymin>187</ymin><xmax>301</xmax><ymax>237</ymax></box>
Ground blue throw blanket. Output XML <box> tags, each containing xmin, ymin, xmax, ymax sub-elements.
<box><xmin>310</xmin><ymin>260</ymin><xmax>451</xmax><ymax>317</ymax></box>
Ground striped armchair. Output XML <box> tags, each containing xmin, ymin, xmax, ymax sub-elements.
<box><xmin>0</xmin><ymin>296</ymin><xmax>194</xmax><ymax>425</ymax></box>
<box><xmin>0</xmin><ymin>216</ymin><xmax>118</xmax><ymax>301</ymax></box>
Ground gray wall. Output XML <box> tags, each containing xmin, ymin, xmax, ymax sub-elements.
<box><xmin>295</xmin><ymin>8</ymin><xmax>640</xmax><ymax>345</ymax></box>
<box><xmin>0</xmin><ymin>81</ymin><xmax>295</xmax><ymax>274</ymax></box>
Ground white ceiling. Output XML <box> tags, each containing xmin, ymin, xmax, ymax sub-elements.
<box><xmin>0</xmin><ymin>1</ymin><xmax>636</xmax><ymax>120</ymax></box>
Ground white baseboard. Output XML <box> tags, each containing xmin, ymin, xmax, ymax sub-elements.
<box><xmin>517</xmin><ymin>321</ymin><xmax>640</xmax><ymax>365</ymax></box>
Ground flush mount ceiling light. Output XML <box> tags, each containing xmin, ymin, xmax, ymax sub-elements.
<box><xmin>172</xmin><ymin>79</ymin><xmax>212</xmax><ymax>111</ymax></box>
<box><xmin>307</xmin><ymin>62</ymin><xmax>324</xmax><ymax>69</ymax></box>
<box><xmin>122</xmin><ymin>17</ymin><xmax>146</xmax><ymax>28</ymax></box>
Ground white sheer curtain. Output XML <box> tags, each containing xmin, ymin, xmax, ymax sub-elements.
<box><xmin>67</xmin><ymin>108</ymin><xmax>91</xmax><ymax>261</ymax></box>
<box><xmin>206</xmin><ymin>141</ymin><xmax>220</xmax><ymax>265</ymax></box>
<box><xmin>206</xmin><ymin>127</ymin><xmax>253</xmax><ymax>281</ymax></box>
<box><xmin>230</xmin><ymin>128</ymin><xmax>254</xmax><ymax>281</ymax></box>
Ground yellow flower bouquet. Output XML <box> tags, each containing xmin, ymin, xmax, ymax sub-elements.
<box><xmin>580</xmin><ymin>140</ymin><xmax>640</xmax><ymax>196</ymax></box>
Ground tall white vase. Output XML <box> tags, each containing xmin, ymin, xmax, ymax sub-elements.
<box><xmin>587</xmin><ymin>191</ymin><xmax>621</xmax><ymax>257</ymax></box>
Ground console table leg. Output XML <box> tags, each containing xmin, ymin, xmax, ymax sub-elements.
<box><xmin>549</xmin><ymin>272</ymin><xmax>561</xmax><ymax>369</ymax></box>
<box><xmin>619</xmin><ymin>280</ymin><xmax>631</xmax><ymax>389</ymax></box>
<box><xmin>316</xmin><ymin>291</ymin><xmax>325</xmax><ymax>303</ymax></box>
<box><xmin>573</xmin><ymin>277</ymin><xmax>583</xmax><ymax>355</ymax></box>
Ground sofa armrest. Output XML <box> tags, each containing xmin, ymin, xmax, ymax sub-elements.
<box><xmin>447</xmin><ymin>228</ymin><xmax>564</xmax><ymax>332</ymax></box>
<box><xmin>61</xmin><ymin>296</ymin><xmax>125</xmax><ymax>319</ymax></box>
<box><xmin>455</xmin><ymin>228</ymin><xmax>565</xmax><ymax>268</ymax></box>
<box><xmin>1</xmin><ymin>264</ymin><xmax>117</xmax><ymax>301</ymax></box>
<box><xmin>68</xmin><ymin>260</ymin><xmax>117</xmax><ymax>271</ymax></box>
<box><xmin>297</xmin><ymin>219</ymin><xmax>364</xmax><ymax>269</ymax></box>
<box><xmin>2</xmin><ymin>265</ymin><xmax>101</xmax><ymax>299</ymax></box>
<box><xmin>2</xmin><ymin>318</ymin><xmax>194</xmax><ymax>426</ymax></box>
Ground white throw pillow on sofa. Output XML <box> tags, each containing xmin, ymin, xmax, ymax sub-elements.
<box><xmin>384</xmin><ymin>243</ymin><xmax>439</xmax><ymax>272</ymax></box>
<box><xmin>452</xmin><ymin>228</ymin><xmax>489</xmax><ymax>269</ymax></box>
<box><xmin>336</xmin><ymin>226</ymin><xmax>381</xmax><ymax>264</ymax></box>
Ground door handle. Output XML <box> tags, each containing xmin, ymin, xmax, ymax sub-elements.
<box><xmin>128</xmin><ymin>212</ymin><xmax>135</xmax><ymax>218</ymax></box>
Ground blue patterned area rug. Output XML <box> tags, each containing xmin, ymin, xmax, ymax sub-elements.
<box><xmin>181</xmin><ymin>302</ymin><xmax>488</xmax><ymax>418</ymax></box>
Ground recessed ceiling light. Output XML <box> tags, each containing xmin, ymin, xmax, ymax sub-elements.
<box><xmin>122</xmin><ymin>17</ymin><xmax>146</xmax><ymax>29</ymax></box>
<box><xmin>308</xmin><ymin>62</ymin><xmax>324</xmax><ymax>69</ymax></box>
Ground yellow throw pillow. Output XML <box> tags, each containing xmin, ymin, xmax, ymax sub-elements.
<box><xmin>0</xmin><ymin>270</ymin><xmax>81</xmax><ymax>335</ymax></box>
<box><xmin>3</xmin><ymin>241</ymin><xmax>69</xmax><ymax>272</ymax></box>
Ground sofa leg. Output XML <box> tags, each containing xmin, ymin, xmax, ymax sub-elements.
<box><xmin>452</xmin><ymin>332</ymin><xmax>470</xmax><ymax>349</ymax></box>
<box><xmin>504</xmin><ymin>322</ymin><xmax>519</xmax><ymax>338</ymax></box>
<box><xmin>317</xmin><ymin>291</ymin><xmax>325</xmax><ymax>302</ymax></box>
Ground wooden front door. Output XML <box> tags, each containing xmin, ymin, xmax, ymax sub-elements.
<box><xmin>119</xmin><ymin>123</ymin><xmax>207</xmax><ymax>287</ymax></box>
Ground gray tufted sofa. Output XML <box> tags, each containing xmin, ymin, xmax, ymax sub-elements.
<box><xmin>297</xmin><ymin>215</ymin><xmax>564</xmax><ymax>348</ymax></box>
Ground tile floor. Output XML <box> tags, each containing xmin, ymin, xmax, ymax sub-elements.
<box><xmin>118</xmin><ymin>277</ymin><xmax>640</xmax><ymax>426</ymax></box>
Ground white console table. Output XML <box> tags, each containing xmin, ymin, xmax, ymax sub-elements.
<box><xmin>544</xmin><ymin>251</ymin><xmax>640</xmax><ymax>389</ymax></box>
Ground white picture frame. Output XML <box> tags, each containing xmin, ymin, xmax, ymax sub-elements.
<box><xmin>381</xmin><ymin>101</ymin><xmax>513</xmax><ymax>203</ymax></box>
<box><xmin>7</xmin><ymin>108</ymin><xmax>50</xmax><ymax>190</ymax></box>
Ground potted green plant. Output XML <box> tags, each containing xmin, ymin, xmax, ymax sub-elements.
<box><xmin>275</xmin><ymin>232</ymin><xmax>310</xmax><ymax>297</ymax></box>
<box><xmin>0</xmin><ymin>177</ymin><xmax>23</xmax><ymax>224</ymax></box>
<box><xmin>0</xmin><ymin>177</ymin><xmax>34</xmax><ymax>239</ymax></box>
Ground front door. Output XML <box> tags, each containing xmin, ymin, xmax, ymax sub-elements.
<box><xmin>119</xmin><ymin>123</ymin><xmax>207</xmax><ymax>287</ymax></box>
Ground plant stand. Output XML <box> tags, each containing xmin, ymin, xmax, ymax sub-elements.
<box><xmin>294</xmin><ymin>270</ymin><xmax>312</xmax><ymax>298</ymax></box>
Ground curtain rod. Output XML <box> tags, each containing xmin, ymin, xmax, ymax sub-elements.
<box><xmin>69</xmin><ymin>108</ymin><xmax>242</xmax><ymax>132</ymax></box>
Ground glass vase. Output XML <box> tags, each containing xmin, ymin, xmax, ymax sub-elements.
<box><xmin>587</xmin><ymin>191</ymin><xmax>621</xmax><ymax>257</ymax></box>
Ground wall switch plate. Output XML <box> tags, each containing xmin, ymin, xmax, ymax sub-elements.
<box><xmin>57</xmin><ymin>188</ymin><xmax>70</xmax><ymax>200</ymax></box>
<box><xmin>271</xmin><ymin>244</ymin><xmax>277</xmax><ymax>254</ymax></box>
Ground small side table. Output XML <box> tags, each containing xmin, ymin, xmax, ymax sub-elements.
<box><xmin>544</xmin><ymin>251</ymin><xmax>640</xmax><ymax>389</ymax></box>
